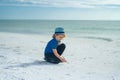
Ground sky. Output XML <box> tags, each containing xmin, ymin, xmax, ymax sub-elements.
<box><xmin>0</xmin><ymin>0</ymin><xmax>120</xmax><ymax>20</ymax></box>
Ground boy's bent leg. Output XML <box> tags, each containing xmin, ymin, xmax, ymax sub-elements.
<box><xmin>45</xmin><ymin>54</ymin><xmax>61</xmax><ymax>64</ymax></box>
<box><xmin>57</xmin><ymin>43</ymin><xmax>66</xmax><ymax>55</ymax></box>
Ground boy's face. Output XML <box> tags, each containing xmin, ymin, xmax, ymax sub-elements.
<box><xmin>55</xmin><ymin>34</ymin><xmax>65</xmax><ymax>41</ymax></box>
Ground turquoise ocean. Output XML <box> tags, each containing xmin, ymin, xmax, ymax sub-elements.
<box><xmin>0</xmin><ymin>20</ymin><xmax>120</xmax><ymax>40</ymax></box>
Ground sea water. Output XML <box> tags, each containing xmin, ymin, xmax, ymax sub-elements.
<box><xmin>0</xmin><ymin>20</ymin><xmax>120</xmax><ymax>40</ymax></box>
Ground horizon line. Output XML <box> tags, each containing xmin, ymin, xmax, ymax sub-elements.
<box><xmin>0</xmin><ymin>19</ymin><xmax>120</xmax><ymax>21</ymax></box>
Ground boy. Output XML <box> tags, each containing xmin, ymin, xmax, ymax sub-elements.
<box><xmin>44</xmin><ymin>27</ymin><xmax>67</xmax><ymax>64</ymax></box>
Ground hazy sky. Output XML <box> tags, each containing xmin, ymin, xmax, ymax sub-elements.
<box><xmin>0</xmin><ymin>0</ymin><xmax>120</xmax><ymax>20</ymax></box>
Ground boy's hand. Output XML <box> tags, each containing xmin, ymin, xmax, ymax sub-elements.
<box><xmin>60</xmin><ymin>57</ymin><xmax>67</xmax><ymax>63</ymax></box>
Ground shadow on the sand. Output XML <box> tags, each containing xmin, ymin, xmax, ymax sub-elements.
<box><xmin>5</xmin><ymin>60</ymin><xmax>55</xmax><ymax>69</ymax></box>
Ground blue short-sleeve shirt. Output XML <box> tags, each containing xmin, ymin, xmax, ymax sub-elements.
<box><xmin>44</xmin><ymin>38</ymin><xmax>59</xmax><ymax>54</ymax></box>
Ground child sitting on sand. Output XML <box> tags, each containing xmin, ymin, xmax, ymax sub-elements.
<box><xmin>44</xmin><ymin>27</ymin><xmax>67</xmax><ymax>64</ymax></box>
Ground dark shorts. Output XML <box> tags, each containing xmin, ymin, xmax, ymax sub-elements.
<box><xmin>44</xmin><ymin>43</ymin><xmax>66</xmax><ymax>64</ymax></box>
<box><xmin>44</xmin><ymin>53</ymin><xmax>61</xmax><ymax>64</ymax></box>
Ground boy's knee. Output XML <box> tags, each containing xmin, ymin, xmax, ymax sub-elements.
<box><xmin>60</xmin><ymin>43</ymin><xmax>66</xmax><ymax>48</ymax></box>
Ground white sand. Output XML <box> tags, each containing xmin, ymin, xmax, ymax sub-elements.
<box><xmin>0</xmin><ymin>32</ymin><xmax>120</xmax><ymax>80</ymax></box>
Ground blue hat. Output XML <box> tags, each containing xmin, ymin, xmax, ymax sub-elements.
<box><xmin>55</xmin><ymin>27</ymin><xmax>65</xmax><ymax>34</ymax></box>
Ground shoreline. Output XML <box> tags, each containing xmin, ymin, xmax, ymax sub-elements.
<box><xmin>0</xmin><ymin>31</ymin><xmax>119</xmax><ymax>41</ymax></box>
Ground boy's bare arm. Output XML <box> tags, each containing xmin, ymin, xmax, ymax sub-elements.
<box><xmin>52</xmin><ymin>49</ymin><xmax>67</xmax><ymax>62</ymax></box>
<box><xmin>53</xmin><ymin>49</ymin><xmax>61</xmax><ymax>59</ymax></box>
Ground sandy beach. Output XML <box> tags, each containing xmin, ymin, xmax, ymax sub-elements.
<box><xmin>0</xmin><ymin>32</ymin><xmax>120</xmax><ymax>80</ymax></box>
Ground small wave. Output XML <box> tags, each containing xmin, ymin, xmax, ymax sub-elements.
<box><xmin>80</xmin><ymin>36</ymin><xmax>113</xmax><ymax>42</ymax></box>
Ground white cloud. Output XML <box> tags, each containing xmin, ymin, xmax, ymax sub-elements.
<box><xmin>0</xmin><ymin>0</ymin><xmax>120</xmax><ymax>8</ymax></box>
